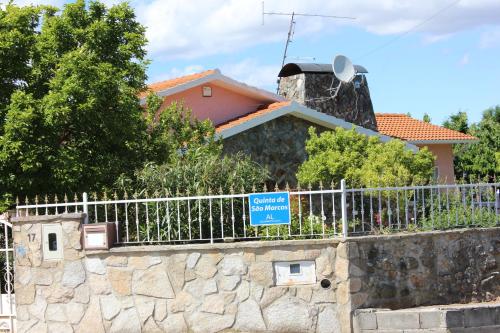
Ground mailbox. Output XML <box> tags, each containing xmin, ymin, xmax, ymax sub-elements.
<box><xmin>82</xmin><ymin>223</ymin><xmax>116</xmax><ymax>250</ymax></box>
<box><xmin>42</xmin><ymin>224</ymin><xmax>64</xmax><ymax>260</ymax></box>
<box><xmin>274</xmin><ymin>261</ymin><xmax>316</xmax><ymax>286</ymax></box>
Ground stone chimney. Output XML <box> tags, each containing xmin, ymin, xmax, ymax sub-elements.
<box><xmin>278</xmin><ymin>63</ymin><xmax>378</xmax><ymax>131</ymax></box>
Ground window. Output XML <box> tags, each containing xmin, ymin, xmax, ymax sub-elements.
<box><xmin>202</xmin><ymin>86</ymin><xmax>212</xmax><ymax>97</ymax></box>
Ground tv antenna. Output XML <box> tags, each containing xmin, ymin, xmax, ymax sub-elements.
<box><xmin>261</xmin><ymin>1</ymin><xmax>355</xmax><ymax>91</ymax></box>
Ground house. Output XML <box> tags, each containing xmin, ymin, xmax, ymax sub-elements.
<box><xmin>375</xmin><ymin>113</ymin><xmax>477</xmax><ymax>183</ymax></box>
<box><xmin>276</xmin><ymin>63</ymin><xmax>478</xmax><ymax>184</ymax></box>
<box><xmin>141</xmin><ymin>69</ymin><xmax>409</xmax><ymax>185</ymax></box>
<box><xmin>143</xmin><ymin>64</ymin><xmax>475</xmax><ymax>185</ymax></box>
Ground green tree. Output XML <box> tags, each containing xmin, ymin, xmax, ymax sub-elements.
<box><xmin>443</xmin><ymin>111</ymin><xmax>468</xmax><ymax>133</ymax></box>
<box><xmin>0</xmin><ymin>1</ymin><xmax>149</xmax><ymax>198</ymax></box>
<box><xmin>0</xmin><ymin>3</ymin><xmax>41</xmax><ymax>123</ymax></box>
<box><xmin>297</xmin><ymin>127</ymin><xmax>435</xmax><ymax>187</ymax></box>
<box><xmin>446</xmin><ymin>107</ymin><xmax>500</xmax><ymax>180</ymax></box>
<box><xmin>423</xmin><ymin>113</ymin><xmax>431</xmax><ymax>123</ymax></box>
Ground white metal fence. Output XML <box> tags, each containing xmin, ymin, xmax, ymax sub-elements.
<box><xmin>0</xmin><ymin>214</ymin><xmax>14</xmax><ymax>333</ymax></box>
<box><xmin>15</xmin><ymin>181</ymin><xmax>500</xmax><ymax>245</ymax></box>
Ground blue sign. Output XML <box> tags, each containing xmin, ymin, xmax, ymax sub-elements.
<box><xmin>248</xmin><ymin>192</ymin><xmax>291</xmax><ymax>226</ymax></box>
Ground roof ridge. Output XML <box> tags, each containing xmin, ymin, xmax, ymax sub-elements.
<box><xmin>146</xmin><ymin>69</ymin><xmax>217</xmax><ymax>89</ymax></box>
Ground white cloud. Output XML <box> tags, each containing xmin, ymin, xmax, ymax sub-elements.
<box><xmin>459</xmin><ymin>52</ymin><xmax>470</xmax><ymax>66</ymax></box>
<box><xmin>479</xmin><ymin>28</ymin><xmax>500</xmax><ymax>48</ymax></box>
<box><xmin>147</xmin><ymin>59</ymin><xmax>279</xmax><ymax>90</ymax></box>
<box><xmin>134</xmin><ymin>0</ymin><xmax>500</xmax><ymax>60</ymax></box>
<box><xmin>220</xmin><ymin>59</ymin><xmax>280</xmax><ymax>90</ymax></box>
<box><xmin>147</xmin><ymin>65</ymin><xmax>205</xmax><ymax>83</ymax></box>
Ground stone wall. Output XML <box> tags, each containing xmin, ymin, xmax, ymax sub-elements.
<box><xmin>13</xmin><ymin>214</ymin><xmax>352</xmax><ymax>333</ymax></box>
<box><xmin>11</xmin><ymin>213</ymin><xmax>500</xmax><ymax>333</ymax></box>
<box><xmin>222</xmin><ymin>115</ymin><xmax>327</xmax><ymax>186</ymax></box>
<box><xmin>354</xmin><ymin>303</ymin><xmax>500</xmax><ymax>333</ymax></box>
<box><xmin>348</xmin><ymin>228</ymin><xmax>500</xmax><ymax>310</ymax></box>
<box><xmin>278</xmin><ymin>73</ymin><xmax>378</xmax><ymax>131</ymax></box>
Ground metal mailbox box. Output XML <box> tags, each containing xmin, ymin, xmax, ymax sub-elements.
<box><xmin>274</xmin><ymin>260</ymin><xmax>316</xmax><ymax>286</ymax></box>
<box><xmin>82</xmin><ymin>223</ymin><xmax>116</xmax><ymax>250</ymax></box>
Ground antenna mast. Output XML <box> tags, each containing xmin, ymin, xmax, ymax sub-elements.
<box><xmin>261</xmin><ymin>1</ymin><xmax>355</xmax><ymax>92</ymax></box>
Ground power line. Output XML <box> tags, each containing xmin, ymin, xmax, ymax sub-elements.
<box><xmin>357</xmin><ymin>0</ymin><xmax>461</xmax><ymax>60</ymax></box>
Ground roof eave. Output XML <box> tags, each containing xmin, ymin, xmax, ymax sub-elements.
<box><xmin>140</xmin><ymin>69</ymin><xmax>285</xmax><ymax>105</ymax></box>
<box><xmin>217</xmin><ymin>101</ymin><xmax>419</xmax><ymax>152</ymax></box>
<box><xmin>409</xmin><ymin>139</ymin><xmax>479</xmax><ymax>145</ymax></box>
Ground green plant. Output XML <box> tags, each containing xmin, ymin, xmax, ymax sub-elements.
<box><xmin>297</xmin><ymin>127</ymin><xmax>435</xmax><ymax>188</ymax></box>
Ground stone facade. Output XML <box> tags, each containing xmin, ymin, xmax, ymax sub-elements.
<box><xmin>278</xmin><ymin>73</ymin><xmax>378</xmax><ymax>131</ymax></box>
<box><xmin>349</xmin><ymin>228</ymin><xmax>500</xmax><ymax>310</ymax></box>
<box><xmin>13</xmin><ymin>214</ymin><xmax>348</xmax><ymax>333</ymax></box>
<box><xmin>223</xmin><ymin>115</ymin><xmax>327</xmax><ymax>186</ymax></box>
<box><xmin>11</xmin><ymin>213</ymin><xmax>500</xmax><ymax>333</ymax></box>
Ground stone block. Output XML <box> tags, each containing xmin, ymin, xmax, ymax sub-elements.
<box><xmin>335</xmin><ymin>257</ymin><xmax>349</xmax><ymax>281</ymax></box>
<box><xmin>444</xmin><ymin>310</ymin><xmax>464</xmax><ymax>328</ymax></box>
<box><xmin>260</xmin><ymin>287</ymin><xmax>287</xmax><ymax>308</ymax></box>
<box><xmin>337</xmin><ymin>242</ymin><xmax>359</xmax><ymax>259</ymax></box>
<box><xmin>220</xmin><ymin>255</ymin><xmax>247</xmax><ymax>276</ymax></box>
<box><xmin>188</xmin><ymin>311</ymin><xmax>235</xmax><ymax>333</ymax></box>
<box><xmin>263</xmin><ymin>295</ymin><xmax>314</xmax><ymax>332</ymax></box>
<box><xmin>28</xmin><ymin>295</ymin><xmax>47</xmax><ymax>321</ymax></box>
<box><xmin>201</xmin><ymin>294</ymin><xmax>225</xmax><ymax>314</ymax></box>
<box><xmin>105</xmin><ymin>255</ymin><xmax>127</xmax><ymax>267</ymax></box>
<box><xmin>48</xmin><ymin>322</ymin><xmax>74</xmax><ymax>333</ymax></box>
<box><xmin>128</xmin><ymin>255</ymin><xmax>161</xmax><ymax>270</ymax></box>
<box><xmin>236</xmin><ymin>280</ymin><xmax>250</xmax><ymax>302</ymax></box>
<box><xmin>154</xmin><ymin>299</ymin><xmax>167</xmax><ymax>322</ymax></box>
<box><xmin>107</xmin><ymin>267</ymin><xmax>132</xmax><ymax>296</ymax></box>
<box><xmin>195</xmin><ymin>255</ymin><xmax>218</xmax><ymax>279</ymax></box>
<box><xmin>99</xmin><ymin>294</ymin><xmax>121</xmax><ymax>321</ymax></box>
<box><xmin>16</xmin><ymin>283</ymin><xmax>36</xmax><ymax>305</ymax></box>
<box><xmin>203</xmin><ymin>279</ymin><xmax>218</xmax><ymax>295</ymax></box>
<box><xmin>377</xmin><ymin>312</ymin><xmax>420</xmax><ymax>330</ymax></box>
<box><xmin>135</xmin><ymin>295</ymin><xmax>155</xmax><ymax>324</ymax></box>
<box><xmin>186</xmin><ymin>252</ymin><xmax>201</xmax><ymax>269</ymax></box>
<box><xmin>356</xmin><ymin>311</ymin><xmax>377</xmax><ymax>330</ymax></box>
<box><xmin>234</xmin><ymin>299</ymin><xmax>266</xmax><ymax>332</ymax></box>
<box><xmin>316</xmin><ymin>256</ymin><xmax>333</xmax><ymax>278</ymax></box>
<box><xmin>46</xmin><ymin>303</ymin><xmax>67</xmax><ymax>322</ymax></box>
<box><xmin>85</xmin><ymin>257</ymin><xmax>106</xmax><ymax>275</ymax></box>
<box><xmin>62</xmin><ymin>260</ymin><xmax>86</xmax><ymax>288</ymax></box>
<box><xmin>464</xmin><ymin>308</ymin><xmax>495</xmax><ymax>327</ymax></box>
<box><xmin>317</xmin><ymin>305</ymin><xmax>340</xmax><ymax>333</ymax></box>
<box><xmin>219</xmin><ymin>275</ymin><xmax>241</xmax><ymax>291</ymax></box>
<box><xmin>109</xmin><ymin>308</ymin><xmax>141</xmax><ymax>333</ymax></box>
<box><xmin>158</xmin><ymin>313</ymin><xmax>187</xmax><ymax>333</ymax></box>
<box><xmin>420</xmin><ymin>311</ymin><xmax>444</xmax><ymax>329</ymax></box>
<box><xmin>65</xmin><ymin>302</ymin><xmax>86</xmax><ymax>325</ymax></box>
<box><xmin>311</xmin><ymin>287</ymin><xmax>336</xmax><ymax>303</ymax></box>
<box><xmin>249</xmin><ymin>262</ymin><xmax>274</xmax><ymax>287</ymax></box>
<box><xmin>132</xmin><ymin>265</ymin><xmax>175</xmax><ymax>299</ymax></box>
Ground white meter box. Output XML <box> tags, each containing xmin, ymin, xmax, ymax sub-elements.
<box><xmin>42</xmin><ymin>224</ymin><xmax>64</xmax><ymax>261</ymax></box>
<box><xmin>274</xmin><ymin>261</ymin><xmax>316</xmax><ymax>286</ymax></box>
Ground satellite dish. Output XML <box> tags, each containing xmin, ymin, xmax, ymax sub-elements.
<box><xmin>332</xmin><ymin>55</ymin><xmax>355</xmax><ymax>83</ymax></box>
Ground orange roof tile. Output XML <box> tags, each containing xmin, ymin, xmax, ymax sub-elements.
<box><xmin>375</xmin><ymin>113</ymin><xmax>477</xmax><ymax>142</ymax></box>
<box><xmin>139</xmin><ymin>70</ymin><xmax>216</xmax><ymax>98</ymax></box>
<box><xmin>216</xmin><ymin>101</ymin><xmax>291</xmax><ymax>133</ymax></box>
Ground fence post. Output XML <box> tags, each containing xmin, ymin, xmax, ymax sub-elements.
<box><xmin>83</xmin><ymin>192</ymin><xmax>89</xmax><ymax>224</ymax></box>
<box><xmin>341</xmin><ymin>179</ymin><xmax>348</xmax><ymax>238</ymax></box>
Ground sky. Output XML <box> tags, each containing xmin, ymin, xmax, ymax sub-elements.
<box><xmin>15</xmin><ymin>0</ymin><xmax>500</xmax><ymax>125</ymax></box>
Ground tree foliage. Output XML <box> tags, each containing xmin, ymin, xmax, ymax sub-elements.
<box><xmin>0</xmin><ymin>0</ymin><xmax>148</xmax><ymax>197</ymax></box>
<box><xmin>443</xmin><ymin>106</ymin><xmax>500</xmax><ymax>180</ymax></box>
<box><xmin>297</xmin><ymin>127</ymin><xmax>435</xmax><ymax>187</ymax></box>
<box><xmin>0</xmin><ymin>0</ymin><xmax>269</xmax><ymax>209</ymax></box>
